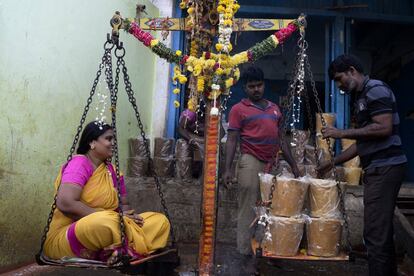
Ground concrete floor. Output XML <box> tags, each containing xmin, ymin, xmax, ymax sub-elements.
<box><xmin>3</xmin><ymin>243</ymin><xmax>372</xmax><ymax>276</ymax></box>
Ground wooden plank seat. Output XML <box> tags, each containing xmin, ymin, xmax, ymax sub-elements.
<box><xmin>38</xmin><ymin>248</ymin><xmax>178</xmax><ymax>269</ymax></box>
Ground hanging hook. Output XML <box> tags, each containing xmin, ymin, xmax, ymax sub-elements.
<box><xmin>110</xmin><ymin>11</ymin><xmax>123</xmax><ymax>45</ymax></box>
<box><xmin>297</xmin><ymin>13</ymin><xmax>307</xmax><ymax>29</ymax></box>
<box><xmin>297</xmin><ymin>13</ymin><xmax>307</xmax><ymax>43</ymax></box>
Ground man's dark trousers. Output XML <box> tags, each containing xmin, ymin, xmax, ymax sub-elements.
<box><xmin>363</xmin><ymin>163</ymin><xmax>407</xmax><ymax>276</ymax></box>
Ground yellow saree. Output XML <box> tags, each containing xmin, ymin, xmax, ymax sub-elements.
<box><xmin>44</xmin><ymin>161</ymin><xmax>170</xmax><ymax>260</ymax></box>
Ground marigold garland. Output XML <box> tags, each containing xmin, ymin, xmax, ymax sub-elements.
<box><xmin>125</xmin><ymin>10</ymin><xmax>302</xmax><ymax>114</ymax></box>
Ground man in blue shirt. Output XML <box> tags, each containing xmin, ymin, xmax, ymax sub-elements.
<box><xmin>318</xmin><ymin>54</ymin><xmax>407</xmax><ymax>276</ymax></box>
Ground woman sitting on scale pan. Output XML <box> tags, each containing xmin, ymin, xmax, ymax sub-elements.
<box><xmin>44</xmin><ymin>121</ymin><xmax>170</xmax><ymax>264</ymax></box>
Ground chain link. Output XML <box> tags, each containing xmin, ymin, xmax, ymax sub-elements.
<box><xmin>116</xmin><ymin>51</ymin><xmax>175</xmax><ymax>243</ymax></box>
<box><xmin>302</xmin><ymin>86</ymin><xmax>319</xmax><ymax>167</ymax></box>
<box><xmin>106</xmin><ymin>46</ymin><xmax>130</xmax><ymax>263</ymax></box>
<box><xmin>304</xmin><ymin>49</ymin><xmax>353</xmax><ymax>255</ymax></box>
<box><xmin>36</xmin><ymin>40</ymin><xmax>115</xmax><ymax>260</ymax></box>
<box><xmin>268</xmin><ymin>29</ymin><xmax>307</xmax><ymax>204</ymax></box>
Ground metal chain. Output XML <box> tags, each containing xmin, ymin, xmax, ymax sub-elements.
<box><xmin>304</xmin><ymin>52</ymin><xmax>353</xmax><ymax>255</ymax></box>
<box><xmin>259</xmin><ymin>26</ymin><xmax>307</xmax><ymax>251</ymax></box>
<box><xmin>268</xmin><ymin>29</ymin><xmax>306</xmax><ymax>204</ymax></box>
<box><xmin>115</xmin><ymin>49</ymin><xmax>175</xmax><ymax>243</ymax></box>
<box><xmin>303</xmin><ymin>86</ymin><xmax>320</xmax><ymax>167</ymax></box>
<box><xmin>296</xmin><ymin>35</ymin><xmax>319</xmax><ymax>168</ymax></box>
<box><xmin>106</xmin><ymin>45</ymin><xmax>130</xmax><ymax>264</ymax></box>
<box><xmin>36</xmin><ymin>39</ymin><xmax>115</xmax><ymax>261</ymax></box>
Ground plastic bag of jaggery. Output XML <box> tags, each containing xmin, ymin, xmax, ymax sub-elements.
<box><xmin>316</xmin><ymin>113</ymin><xmax>336</xmax><ymax>133</ymax></box>
<box><xmin>252</xmin><ymin>206</ymin><xmax>269</xmax><ymax>245</ymax></box>
<box><xmin>153</xmin><ymin>157</ymin><xmax>174</xmax><ymax>177</ymax></box>
<box><xmin>271</xmin><ymin>176</ymin><xmax>310</xmax><ymax>217</ymax></box>
<box><xmin>343</xmin><ymin>156</ymin><xmax>361</xmax><ymax>168</ymax></box>
<box><xmin>305</xmin><ymin>216</ymin><xmax>344</xmax><ymax>257</ymax></box>
<box><xmin>304</xmin><ymin>145</ymin><xmax>327</xmax><ymax>165</ymax></box>
<box><xmin>296</xmin><ymin>164</ymin><xmax>306</xmax><ymax>177</ymax></box>
<box><xmin>341</xmin><ymin>138</ymin><xmax>361</xmax><ymax>168</ymax></box>
<box><xmin>154</xmin><ymin>137</ymin><xmax>175</xmax><ymax>157</ymax></box>
<box><xmin>308</xmin><ymin>178</ymin><xmax>341</xmax><ymax>218</ymax></box>
<box><xmin>316</xmin><ymin>133</ymin><xmax>335</xmax><ymax>155</ymax></box>
<box><xmin>275</xmin><ymin>160</ymin><xmax>294</xmax><ymax>176</ymax></box>
<box><xmin>175</xmin><ymin>138</ymin><xmax>191</xmax><ymax>158</ymax></box>
<box><xmin>304</xmin><ymin>165</ymin><xmax>318</xmax><ymax>178</ymax></box>
<box><xmin>322</xmin><ymin>166</ymin><xmax>345</xmax><ymax>182</ymax></box>
<box><xmin>304</xmin><ymin>145</ymin><xmax>317</xmax><ymax>165</ymax></box>
<box><xmin>128</xmin><ymin>138</ymin><xmax>150</xmax><ymax>158</ymax></box>
<box><xmin>290</xmin><ymin>130</ymin><xmax>310</xmax><ymax>164</ymax></box>
<box><xmin>262</xmin><ymin>215</ymin><xmax>305</xmax><ymax>256</ymax></box>
<box><xmin>258</xmin><ymin>172</ymin><xmax>276</xmax><ymax>203</ymax></box>
<box><xmin>341</xmin><ymin>138</ymin><xmax>355</xmax><ymax>150</ymax></box>
<box><xmin>127</xmin><ymin>157</ymin><xmax>148</xmax><ymax>177</ymax></box>
<box><xmin>343</xmin><ymin>167</ymin><xmax>362</xmax><ymax>185</ymax></box>
<box><xmin>175</xmin><ymin>157</ymin><xmax>192</xmax><ymax>179</ymax></box>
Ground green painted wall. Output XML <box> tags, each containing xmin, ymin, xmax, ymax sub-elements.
<box><xmin>0</xmin><ymin>0</ymin><xmax>159</xmax><ymax>269</ymax></box>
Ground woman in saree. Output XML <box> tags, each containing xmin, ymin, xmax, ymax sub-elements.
<box><xmin>44</xmin><ymin>121</ymin><xmax>170</xmax><ymax>264</ymax></box>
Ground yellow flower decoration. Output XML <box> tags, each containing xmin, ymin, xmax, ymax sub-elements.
<box><xmin>187</xmin><ymin>97</ymin><xmax>197</xmax><ymax>112</ymax></box>
<box><xmin>215</xmin><ymin>67</ymin><xmax>224</xmax><ymax>75</ymax></box>
<box><xmin>227</xmin><ymin>43</ymin><xmax>233</xmax><ymax>52</ymax></box>
<box><xmin>186</xmin><ymin>56</ymin><xmax>195</xmax><ymax>64</ymax></box>
<box><xmin>193</xmin><ymin>65</ymin><xmax>202</xmax><ymax>77</ymax></box>
<box><xmin>215</xmin><ymin>43</ymin><xmax>224</xmax><ymax>52</ymax></box>
<box><xmin>187</xmin><ymin>7</ymin><xmax>195</xmax><ymax>14</ymax></box>
<box><xmin>174</xmin><ymin>100</ymin><xmax>180</xmax><ymax>108</ymax></box>
<box><xmin>225</xmin><ymin>78</ymin><xmax>234</xmax><ymax>88</ymax></box>
<box><xmin>178</xmin><ymin>75</ymin><xmax>188</xmax><ymax>84</ymax></box>
<box><xmin>234</xmin><ymin>68</ymin><xmax>240</xmax><ymax>80</ymax></box>
<box><xmin>174</xmin><ymin>66</ymin><xmax>181</xmax><ymax>75</ymax></box>
<box><xmin>205</xmin><ymin>59</ymin><xmax>216</xmax><ymax>68</ymax></box>
<box><xmin>224</xmin><ymin>68</ymin><xmax>232</xmax><ymax>75</ymax></box>
<box><xmin>224</xmin><ymin>13</ymin><xmax>232</xmax><ymax>20</ymax></box>
<box><xmin>173</xmin><ymin>88</ymin><xmax>180</xmax><ymax>94</ymax></box>
<box><xmin>231</xmin><ymin>51</ymin><xmax>248</xmax><ymax>66</ymax></box>
<box><xmin>150</xmin><ymin>39</ymin><xmax>159</xmax><ymax>48</ymax></box>
<box><xmin>270</xmin><ymin>34</ymin><xmax>279</xmax><ymax>47</ymax></box>
<box><xmin>217</xmin><ymin>5</ymin><xmax>225</xmax><ymax>13</ymax></box>
<box><xmin>176</xmin><ymin>50</ymin><xmax>182</xmax><ymax>56</ymax></box>
<box><xmin>179</xmin><ymin>1</ymin><xmax>186</xmax><ymax>9</ymax></box>
<box><xmin>197</xmin><ymin>76</ymin><xmax>205</xmax><ymax>92</ymax></box>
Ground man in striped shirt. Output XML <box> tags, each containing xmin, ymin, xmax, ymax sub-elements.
<box><xmin>318</xmin><ymin>54</ymin><xmax>407</xmax><ymax>276</ymax></box>
<box><xmin>223</xmin><ymin>66</ymin><xmax>299</xmax><ymax>272</ymax></box>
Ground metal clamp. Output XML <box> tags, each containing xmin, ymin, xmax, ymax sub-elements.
<box><xmin>110</xmin><ymin>11</ymin><xmax>123</xmax><ymax>45</ymax></box>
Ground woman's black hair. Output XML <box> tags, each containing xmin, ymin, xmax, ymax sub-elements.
<box><xmin>76</xmin><ymin>121</ymin><xmax>113</xmax><ymax>154</ymax></box>
<box><xmin>240</xmin><ymin>66</ymin><xmax>264</xmax><ymax>85</ymax></box>
<box><xmin>328</xmin><ymin>54</ymin><xmax>364</xmax><ymax>80</ymax></box>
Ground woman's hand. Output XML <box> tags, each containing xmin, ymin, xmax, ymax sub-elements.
<box><xmin>124</xmin><ymin>210</ymin><xmax>145</xmax><ymax>227</ymax></box>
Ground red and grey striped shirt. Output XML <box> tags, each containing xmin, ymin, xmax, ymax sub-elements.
<box><xmin>228</xmin><ymin>98</ymin><xmax>282</xmax><ymax>162</ymax></box>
